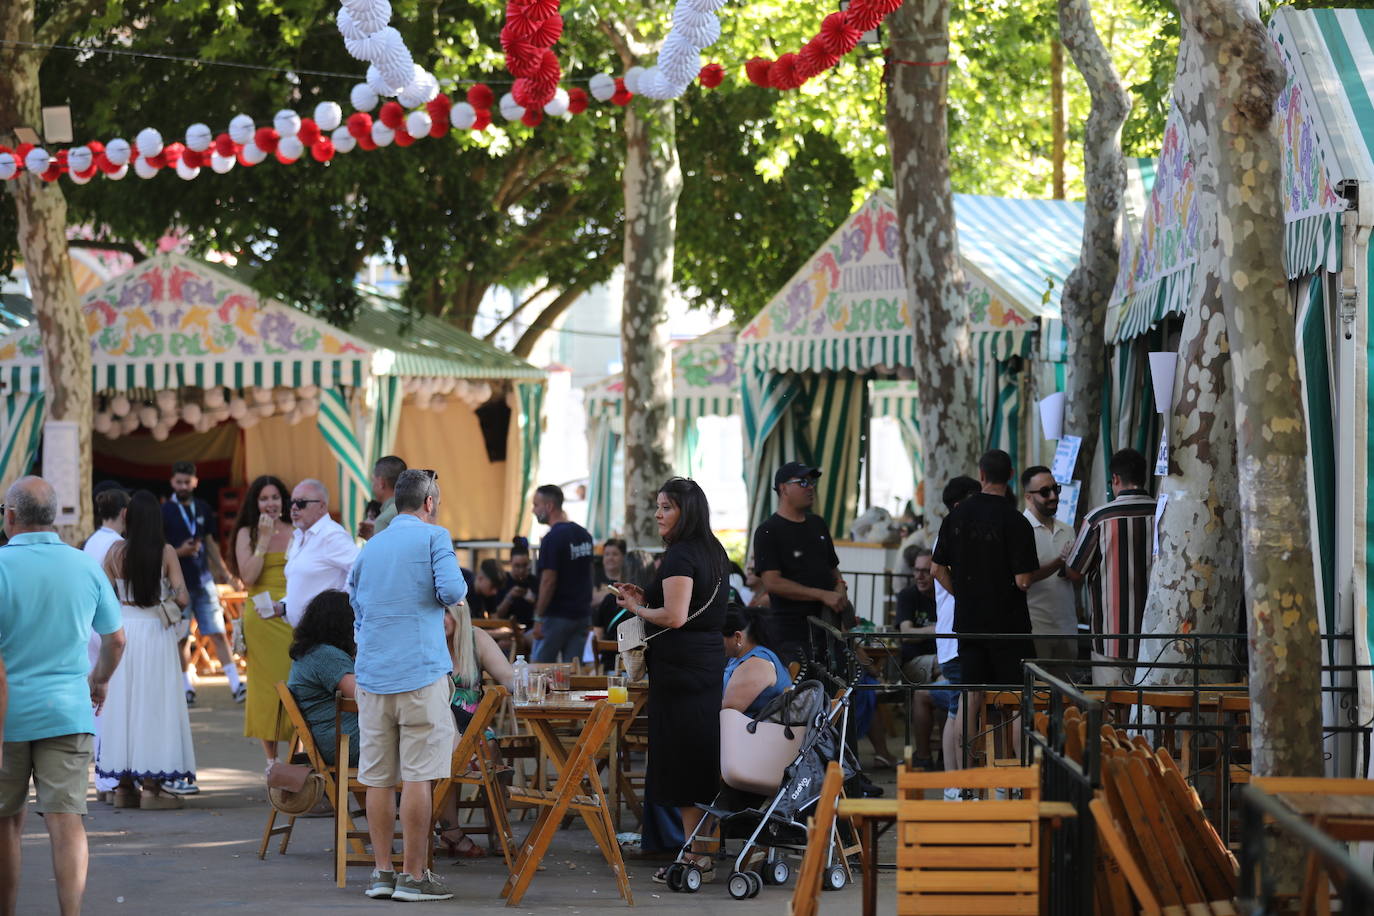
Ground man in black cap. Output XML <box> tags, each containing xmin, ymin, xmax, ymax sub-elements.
<box><xmin>751</xmin><ymin>461</ymin><xmax>850</xmax><ymax>664</ymax></box>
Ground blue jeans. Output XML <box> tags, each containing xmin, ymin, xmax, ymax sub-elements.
<box><xmin>533</xmin><ymin>616</ymin><xmax>589</xmax><ymax>663</ymax></box>
<box><xmin>185</xmin><ymin>577</ymin><xmax>225</xmax><ymax>635</ymax></box>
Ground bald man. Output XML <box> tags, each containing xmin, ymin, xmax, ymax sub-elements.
<box><xmin>278</xmin><ymin>480</ymin><xmax>359</xmax><ymax>627</ymax></box>
<box><xmin>0</xmin><ymin>477</ymin><xmax>126</xmax><ymax>916</ymax></box>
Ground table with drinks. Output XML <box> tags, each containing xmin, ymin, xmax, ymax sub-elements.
<box><xmin>512</xmin><ymin>666</ymin><xmax>643</xmax><ymax>831</ymax></box>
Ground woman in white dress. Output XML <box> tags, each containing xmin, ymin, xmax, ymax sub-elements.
<box><xmin>98</xmin><ymin>490</ymin><xmax>197</xmax><ymax>809</ymax></box>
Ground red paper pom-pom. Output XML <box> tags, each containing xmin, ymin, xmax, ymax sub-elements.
<box><xmin>96</xmin><ymin>153</ymin><xmax>120</xmax><ymax>175</ymax></box>
<box><xmin>530</xmin><ymin>49</ymin><xmax>561</xmax><ymax>91</ymax></box>
<box><xmin>236</xmin><ymin>150</ymin><xmax>256</xmax><ymax>167</ymax></box>
<box><xmin>798</xmin><ymin>39</ymin><xmax>842</xmax><ymax>79</ymax></box>
<box><xmin>505</xmin><ymin>46</ymin><xmax>541</xmax><ymax>78</ymax></box>
<box><xmin>15</xmin><ymin>143</ymin><xmax>34</xmax><ymax>169</ymax></box>
<box><xmin>147</xmin><ymin>152</ymin><xmax>167</xmax><ymax>169</ymax></box>
<box><xmin>428</xmin><ymin>117</ymin><xmax>449</xmax><ymax>139</ymax></box>
<box><xmin>566</xmin><ymin>87</ymin><xmax>588</xmax><ymax>114</ymax></box>
<box><xmin>507</xmin><ymin>0</ymin><xmax>559</xmax><ymax>24</ymax></box>
<box><xmin>698</xmin><ymin>63</ymin><xmax>725</xmax><ymax>88</ymax></box>
<box><xmin>745</xmin><ymin>57</ymin><xmax>774</xmax><ymax>88</ymax></box>
<box><xmin>611</xmin><ymin>77</ymin><xmax>632</xmax><ymax>106</ymax></box>
<box><xmin>520</xmin><ymin>109</ymin><xmax>543</xmax><ymax>127</ymax></box>
<box><xmin>818</xmin><ymin>11</ymin><xmax>862</xmax><ymax>56</ymax></box>
<box><xmin>310</xmin><ymin>138</ymin><xmax>335</xmax><ymax>162</ymax></box>
<box><xmin>379</xmin><ymin>101</ymin><xmax>406</xmax><ymax>130</ymax></box>
<box><xmin>253</xmin><ymin>127</ymin><xmax>280</xmax><ymax>154</ymax></box>
<box><xmin>213</xmin><ymin>133</ymin><xmax>237</xmax><ymax>157</ymax></box>
<box><xmin>297</xmin><ymin>118</ymin><xmax>321</xmax><ymax>147</ymax></box>
<box><xmin>842</xmin><ymin>0</ymin><xmax>885</xmax><ymax>34</ymax></box>
<box><xmin>769</xmin><ymin>53</ymin><xmax>802</xmax><ymax>90</ymax></box>
<box><xmin>40</xmin><ymin>163</ymin><xmax>62</xmax><ymax>182</ymax></box>
<box><xmin>467</xmin><ymin>84</ymin><xmax>495</xmax><ymax>110</ymax></box>
<box><xmin>87</xmin><ymin>140</ymin><xmax>105</xmax><ymax>156</ymax></box>
<box><xmin>54</xmin><ymin>149</ymin><xmax>69</xmax><ymax>172</ymax></box>
<box><xmin>346</xmin><ymin>112</ymin><xmax>374</xmax><ymax>140</ymax></box>
<box><xmin>472</xmin><ymin>109</ymin><xmax>492</xmax><ymax>131</ymax></box>
<box><xmin>162</xmin><ymin>142</ymin><xmax>185</xmax><ymax>166</ymax></box>
<box><xmin>77</xmin><ymin>165</ymin><xmax>98</xmax><ymax>180</ymax></box>
<box><xmin>357</xmin><ymin>134</ymin><xmax>379</xmax><ymax>151</ymax></box>
<box><xmin>394</xmin><ymin>127</ymin><xmax>415</xmax><ymax>147</ymax></box>
<box><xmin>524</xmin><ymin>13</ymin><xmax>562</xmax><ymax>47</ymax></box>
<box><xmin>870</xmin><ymin>0</ymin><xmax>903</xmax><ymax>15</ymax></box>
<box><xmin>273</xmin><ymin>149</ymin><xmax>297</xmax><ymax>164</ymax></box>
<box><xmin>426</xmin><ymin>94</ymin><xmax>452</xmax><ymax>118</ymax></box>
<box><xmin>181</xmin><ymin>149</ymin><xmax>204</xmax><ymax>169</ymax></box>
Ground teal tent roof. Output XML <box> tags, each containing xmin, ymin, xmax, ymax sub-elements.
<box><xmin>346</xmin><ymin>294</ymin><xmax>545</xmax><ymax>381</ymax></box>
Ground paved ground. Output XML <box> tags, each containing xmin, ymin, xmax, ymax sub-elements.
<box><xmin>14</xmin><ymin>676</ymin><xmax>897</xmax><ymax>914</ymax></box>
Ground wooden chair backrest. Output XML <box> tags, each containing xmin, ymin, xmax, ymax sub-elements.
<box><xmin>789</xmin><ymin>760</ymin><xmax>842</xmax><ymax>916</ymax></box>
<box><xmin>894</xmin><ymin>764</ymin><xmax>1042</xmax><ymax>915</ymax></box>
<box><xmin>449</xmin><ymin>686</ymin><xmax>507</xmax><ymax>774</ymax></box>
<box><xmin>1154</xmin><ymin>748</ymin><xmax>1238</xmax><ymax>900</ymax></box>
<box><xmin>276</xmin><ymin>680</ymin><xmax>331</xmax><ymax>778</ymax></box>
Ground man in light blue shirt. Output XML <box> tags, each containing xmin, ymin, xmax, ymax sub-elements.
<box><xmin>347</xmin><ymin>469</ymin><xmax>464</xmax><ymax>902</ymax></box>
<box><xmin>0</xmin><ymin>477</ymin><xmax>125</xmax><ymax>916</ymax></box>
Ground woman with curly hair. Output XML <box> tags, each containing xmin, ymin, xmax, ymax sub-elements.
<box><xmin>286</xmin><ymin>590</ymin><xmax>359</xmax><ymax>765</ymax></box>
<box><xmin>231</xmin><ymin>474</ymin><xmax>296</xmax><ymax>776</ymax></box>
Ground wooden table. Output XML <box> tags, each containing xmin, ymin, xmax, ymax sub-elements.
<box><xmin>836</xmin><ymin>797</ymin><xmax>1078</xmax><ymax>916</ymax></box>
<box><xmin>1261</xmin><ymin>781</ymin><xmax>1374</xmax><ymax>915</ymax></box>
<box><xmin>514</xmin><ymin>690</ymin><xmax>644</xmax><ymax>831</ymax></box>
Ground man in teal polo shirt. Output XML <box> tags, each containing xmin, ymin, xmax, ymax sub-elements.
<box><xmin>0</xmin><ymin>477</ymin><xmax>125</xmax><ymax>916</ymax></box>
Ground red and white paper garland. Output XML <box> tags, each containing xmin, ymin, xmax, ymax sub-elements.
<box><xmin>336</xmin><ymin>0</ymin><xmax>440</xmax><ymax>109</ymax></box>
<box><xmin>743</xmin><ymin>0</ymin><xmax>902</xmax><ymax>90</ymax></box>
<box><xmin>500</xmin><ymin>0</ymin><xmax>565</xmax><ymax>124</ymax></box>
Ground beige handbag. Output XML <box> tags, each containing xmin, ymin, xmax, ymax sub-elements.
<box><xmin>266</xmin><ymin>762</ymin><xmax>325</xmax><ymax>815</ymax></box>
<box><xmin>616</xmin><ymin>579</ymin><xmax>720</xmax><ymax>681</ymax></box>
<box><xmin>153</xmin><ymin>579</ymin><xmax>182</xmax><ymax>629</ymax></box>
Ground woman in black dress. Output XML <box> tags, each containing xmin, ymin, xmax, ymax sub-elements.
<box><xmin>613</xmin><ymin>477</ymin><xmax>728</xmax><ymax>880</ymax></box>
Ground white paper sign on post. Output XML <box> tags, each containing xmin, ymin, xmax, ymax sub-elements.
<box><xmin>1148</xmin><ymin>351</ymin><xmax>1177</xmax><ymax>415</ymax></box>
<box><xmin>1155</xmin><ymin>427</ymin><xmax>1169</xmax><ymax>477</ymax></box>
<box><xmin>1051</xmin><ymin>435</ymin><xmax>1082</xmax><ymax>485</ymax></box>
<box><xmin>1038</xmin><ymin>392</ymin><xmax>1065</xmax><ymax>441</ymax></box>
<box><xmin>1055</xmin><ymin>480</ymin><xmax>1081</xmax><ymax>527</ymax></box>
<box><xmin>1153</xmin><ymin>493</ymin><xmax>1169</xmax><ymax>557</ymax></box>
<box><xmin>42</xmin><ymin>421</ymin><xmax>81</xmax><ymax>526</ymax></box>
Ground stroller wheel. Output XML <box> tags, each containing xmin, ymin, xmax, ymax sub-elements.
<box><xmin>746</xmin><ymin>872</ymin><xmax>763</xmax><ymax>898</ymax></box>
<box><xmin>682</xmin><ymin>865</ymin><xmax>703</xmax><ymax>893</ymax></box>
<box><xmin>765</xmin><ymin>860</ymin><xmax>790</xmax><ymax>886</ymax></box>
<box><xmin>727</xmin><ymin>872</ymin><xmax>752</xmax><ymax>900</ymax></box>
<box><xmin>823</xmin><ymin>864</ymin><xmax>847</xmax><ymax>891</ymax></box>
<box><xmin>666</xmin><ymin>863</ymin><xmax>686</xmax><ymax>892</ymax></box>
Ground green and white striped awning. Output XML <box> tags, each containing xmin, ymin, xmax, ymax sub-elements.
<box><xmin>583</xmin><ymin>326</ymin><xmax>739</xmax><ymax>420</ymax></box>
<box><xmin>347</xmin><ymin>293</ymin><xmax>544</xmax><ymax>381</ymax></box>
<box><xmin>1107</xmin><ymin>11</ymin><xmax>1352</xmax><ymax>343</ymax></box>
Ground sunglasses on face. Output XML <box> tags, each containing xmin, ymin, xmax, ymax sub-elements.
<box><xmin>784</xmin><ymin>478</ymin><xmax>815</xmax><ymax>489</ymax></box>
<box><xmin>290</xmin><ymin>498</ymin><xmax>322</xmax><ymax>510</ymax></box>
<box><xmin>1029</xmin><ymin>484</ymin><xmax>1063</xmax><ymax>499</ymax></box>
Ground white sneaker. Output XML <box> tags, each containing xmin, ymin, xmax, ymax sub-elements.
<box><xmin>943</xmin><ymin>787</ymin><xmax>962</xmax><ymax>801</ymax></box>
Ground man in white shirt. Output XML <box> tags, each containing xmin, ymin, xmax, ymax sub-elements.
<box><xmin>1020</xmin><ymin>465</ymin><xmax>1079</xmax><ymax>667</ymax></box>
<box><xmin>83</xmin><ymin>484</ymin><xmax>128</xmax><ymax>799</ymax></box>
<box><xmin>279</xmin><ymin>480</ymin><xmax>359</xmax><ymax>626</ymax></box>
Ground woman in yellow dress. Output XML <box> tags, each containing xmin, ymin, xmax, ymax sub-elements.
<box><xmin>232</xmin><ymin>475</ymin><xmax>297</xmax><ymax>776</ymax></box>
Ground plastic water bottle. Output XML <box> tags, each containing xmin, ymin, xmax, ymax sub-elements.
<box><xmin>512</xmin><ymin>656</ymin><xmax>529</xmax><ymax>703</ymax></box>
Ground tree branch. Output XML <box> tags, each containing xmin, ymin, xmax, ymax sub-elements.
<box><xmin>67</xmin><ymin>238</ymin><xmax>146</xmax><ymax>261</ymax></box>
<box><xmin>511</xmin><ymin>275</ymin><xmax>597</xmax><ymax>358</ymax></box>
<box><xmin>600</xmin><ymin>19</ymin><xmax>652</xmax><ymax>67</ymax></box>
<box><xmin>505</xmin><ymin>155</ymin><xmax>576</xmax><ymax>209</ymax></box>
<box><xmin>36</xmin><ymin>0</ymin><xmax>110</xmax><ymax>48</ymax></box>
<box><xmin>492</xmin><ymin>149</ymin><xmax>532</xmax><ymax>212</ymax></box>
<box><xmin>483</xmin><ymin>280</ymin><xmax>551</xmax><ymax>341</ymax></box>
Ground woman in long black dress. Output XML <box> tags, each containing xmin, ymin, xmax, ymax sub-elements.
<box><xmin>613</xmin><ymin>477</ymin><xmax>728</xmax><ymax>881</ymax></box>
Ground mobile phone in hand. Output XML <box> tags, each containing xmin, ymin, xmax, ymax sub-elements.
<box><xmin>606</xmin><ymin>584</ymin><xmax>623</xmax><ymax>597</ymax></box>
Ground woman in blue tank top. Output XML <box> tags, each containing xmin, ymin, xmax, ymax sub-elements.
<box><xmin>721</xmin><ymin>604</ymin><xmax>793</xmax><ymax>716</ymax></box>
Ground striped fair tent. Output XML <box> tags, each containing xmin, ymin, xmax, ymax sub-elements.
<box><xmin>582</xmin><ymin>326</ymin><xmax>739</xmax><ymax>539</ymax></box>
<box><xmin>740</xmin><ymin>191</ymin><xmax>1084</xmax><ymax>539</ymax></box>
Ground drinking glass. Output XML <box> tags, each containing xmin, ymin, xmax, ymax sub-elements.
<box><xmin>550</xmin><ymin>664</ymin><xmax>571</xmax><ymax>692</ymax></box>
<box><xmin>606</xmin><ymin>675</ymin><xmax>628</xmax><ymax>705</ymax></box>
<box><xmin>527</xmin><ymin>671</ymin><xmax>548</xmax><ymax>704</ymax></box>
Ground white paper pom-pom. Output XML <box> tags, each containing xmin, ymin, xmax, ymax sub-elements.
<box><xmin>397</xmin><ymin>67</ymin><xmax>439</xmax><ymax>107</ymax></box>
<box><xmin>93</xmin><ymin>412</ymin><xmax>113</xmax><ymax>434</ymax></box>
<box><xmin>273</xmin><ymin>109</ymin><xmax>302</xmax><ymax>137</ymax></box>
<box><xmin>659</xmin><ymin>34</ymin><xmax>703</xmax><ymax>85</ymax></box>
<box><xmin>671</xmin><ymin>4</ymin><xmax>722</xmax><ymax>47</ymax></box>
<box><xmin>228</xmin><ymin>114</ymin><xmax>255</xmax><ymax>145</ymax></box>
<box><xmin>544</xmin><ymin>88</ymin><xmax>570</xmax><ymax>117</ymax></box>
<box><xmin>67</xmin><ymin>146</ymin><xmax>92</xmax><ymax>173</ymax></box>
<box><xmin>181</xmin><ymin>403</ymin><xmax>203</xmax><ymax>425</ymax></box>
<box><xmin>138</xmin><ymin>405</ymin><xmax>159</xmax><ymax>428</ymax></box>
<box><xmin>227</xmin><ymin>397</ymin><xmax>248</xmax><ymax>420</ymax></box>
<box><xmin>69</xmin><ymin>168</ymin><xmax>93</xmax><ymax>185</ymax></box>
<box><xmin>105</xmin><ymin>137</ymin><xmax>131</xmax><ymax>166</ymax></box>
<box><xmin>344</xmin><ymin>32</ymin><xmax>379</xmax><ymax>62</ymax></box>
<box><xmin>249</xmin><ymin>386</ymin><xmax>273</xmax><ymax>404</ymax></box>
<box><xmin>0</xmin><ymin>152</ymin><xmax>17</xmax><ymax>180</ymax></box>
<box><xmin>589</xmin><ymin>72</ymin><xmax>616</xmax><ymax>102</ymax></box>
<box><xmin>331</xmin><ymin>126</ymin><xmax>357</xmax><ymax>153</ymax></box>
<box><xmin>371</xmin><ymin>122</ymin><xmax>396</xmax><ymax>146</ymax></box>
<box><xmin>106</xmin><ymin>164</ymin><xmax>129</xmax><ymax>180</ymax></box>
<box><xmin>314</xmin><ymin>101</ymin><xmax>343</xmax><ymax>132</ymax></box>
<box><xmin>342</xmin><ymin>0</ymin><xmax>392</xmax><ymax>34</ymax></box>
<box><xmin>237</xmin><ymin>412</ymin><xmax>260</xmax><ymax>430</ymax></box>
<box><xmin>450</xmin><ymin>102</ymin><xmax>477</xmax><ymax>130</ymax></box>
<box><xmin>350</xmin><ymin>83</ymin><xmax>380</xmax><ymax>111</ymax></box>
<box><xmin>155</xmin><ymin>389</ymin><xmax>178</xmax><ymax>411</ymax></box>
<box><xmin>336</xmin><ymin>7</ymin><xmax>367</xmax><ymax>41</ymax></box>
<box><xmin>255</xmin><ymin>403</ymin><xmax>276</xmax><ymax>419</ymax></box>
<box><xmin>135</xmin><ymin>127</ymin><xmax>163</xmax><ymax>158</ymax></box>
<box><xmin>24</xmin><ymin>148</ymin><xmax>50</xmax><ymax>174</ymax></box>
<box><xmin>366</xmin><ymin>65</ymin><xmax>401</xmax><ymax>98</ymax></box>
<box><xmin>203</xmin><ymin>387</ymin><xmax>226</xmax><ymax>408</ymax></box>
<box><xmin>151</xmin><ymin>423</ymin><xmax>171</xmax><ymax>442</ymax></box>
<box><xmin>623</xmin><ymin>66</ymin><xmax>647</xmax><ymax>94</ymax></box>
<box><xmin>210</xmin><ymin>153</ymin><xmax>236</xmax><ymax>174</ymax></box>
<box><xmin>681</xmin><ymin>0</ymin><xmax>728</xmax><ymax>11</ymax></box>
<box><xmin>404</xmin><ymin>110</ymin><xmax>432</xmax><ymax>138</ymax></box>
<box><xmin>369</xmin><ymin>28</ymin><xmax>412</xmax><ymax>76</ymax></box>
<box><xmin>185</xmin><ymin>123</ymin><xmax>213</xmax><ymax>152</ymax></box>
<box><xmin>134</xmin><ymin>157</ymin><xmax>159</xmax><ymax>179</ymax></box>
<box><xmin>175</xmin><ymin>159</ymin><xmax>200</xmax><ymax>180</ymax></box>
<box><xmin>277</xmin><ymin>135</ymin><xmax>304</xmax><ymax>160</ymax></box>
<box><xmin>498</xmin><ymin>92</ymin><xmax>524</xmax><ymax>121</ymax></box>
<box><xmin>120</xmin><ymin>413</ymin><xmax>140</xmax><ymax>434</ymax></box>
<box><xmin>110</xmin><ymin>394</ymin><xmax>131</xmax><ymax>417</ymax></box>
<box><xmin>634</xmin><ymin>69</ymin><xmax>666</xmax><ymax>99</ymax></box>
<box><xmin>301</xmin><ymin>397</ymin><xmax>320</xmax><ymax>417</ymax></box>
<box><xmin>241</xmin><ymin>143</ymin><xmax>268</xmax><ymax>165</ymax></box>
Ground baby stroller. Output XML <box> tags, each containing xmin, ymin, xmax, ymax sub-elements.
<box><xmin>662</xmin><ymin>677</ymin><xmax>861</xmax><ymax>899</ymax></box>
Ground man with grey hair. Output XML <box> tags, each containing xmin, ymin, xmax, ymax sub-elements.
<box><xmin>0</xmin><ymin>476</ymin><xmax>126</xmax><ymax>916</ymax></box>
<box><xmin>348</xmin><ymin>469</ymin><xmax>465</xmax><ymax>902</ymax></box>
<box><xmin>276</xmin><ymin>479</ymin><xmax>358</xmax><ymax>627</ymax></box>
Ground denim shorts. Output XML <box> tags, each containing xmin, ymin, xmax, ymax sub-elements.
<box><xmin>185</xmin><ymin>579</ymin><xmax>226</xmax><ymax>635</ymax></box>
<box><xmin>928</xmin><ymin>658</ymin><xmax>962</xmax><ymax>714</ymax></box>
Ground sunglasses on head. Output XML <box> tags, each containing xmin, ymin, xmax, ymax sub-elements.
<box><xmin>1029</xmin><ymin>484</ymin><xmax>1063</xmax><ymax>499</ymax></box>
<box><xmin>420</xmin><ymin>469</ymin><xmax>438</xmax><ymax>481</ymax></box>
<box><xmin>784</xmin><ymin>477</ymin><xmax>815</xmax><ymax>489</ymax></box>
<box><xmin>290</xmin><ymin>498</ymin><xmax>322</xmax><ymax>509</ymax></box>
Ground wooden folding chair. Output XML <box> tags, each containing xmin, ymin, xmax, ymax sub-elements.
<box><xmin>892</xmin><ymin>764</ymin><xmax>1042</xmax><ymax>915</ymax></box>
<box><xmin>789</xmin><ymin>761</ymin><xmax>844</xmax><ymax>916</ymax></box>
<box><xmin>430</xmin><ymin>686</ymin><xmax>515</xmax><ymax>870</ymax></box>
<box><xmin>501</xmin><ymin>702</ymin><xmax>632</xmax><ymax>907</ymax></box>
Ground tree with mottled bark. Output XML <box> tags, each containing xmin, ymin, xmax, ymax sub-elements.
<box><xmin>1178</xmin><ymin>0</ymin><xmax>1322</xmax><ymax>779</ymax></box>
<box><xmin>885</xmin><ymin>0</ymin><xmax>980</xmax><ymax>528</ymax></box>
<box><xmin>0</xmin><ymin>0</ymin><xmax>102</xmax><ymax>540</ymax></box>
<box><xmin>1057</xmin><ymin>0</ymin><xmax>1131</xmax><ymax>493</ymax></box>
<box><xmin>604</xmin><ymin>23</ymin><xmax>678</xmax><ymax>548</ymax></box>
<box><xmin>1140</xmin><ymin>32</ymin><xmax>1243</xmax><ymax>682</ymax></box>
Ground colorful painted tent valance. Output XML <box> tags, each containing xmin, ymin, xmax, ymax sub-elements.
<box><xmin>1106</xmin><ymin>14</ymin><xmax>1349</xmax><ymax>343</ymax></box>
<box><xmin>584</xmin><ymin>325</ymin><xmax>740</xmax><ymax>420</ymax></box>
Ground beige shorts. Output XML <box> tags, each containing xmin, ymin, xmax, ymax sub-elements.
<box><xmin>902</xmin><ymin>654</ymin><xmax>941</xmax><ymax>685</ymax></box>
<box><xmin>356</xmin><ymin>676</ymin><xmax>456</xmax><ymax>787</ymax></box>
<box><xmin>0</xmin><ymin>733</ymin><xmax>94</xmax><ymax>817</ymax></box>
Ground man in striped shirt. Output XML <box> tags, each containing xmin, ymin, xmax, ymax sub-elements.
<box><xmin>1065</xmin><ymin>449</ymin><xmax>1156</xmax><ymax>662</ymax></box>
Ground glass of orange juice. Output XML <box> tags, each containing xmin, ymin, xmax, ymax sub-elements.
<box><xmin>607</xmin><ymin>675</ymin><xmax>628</xmax><ymax>705</ymax></box>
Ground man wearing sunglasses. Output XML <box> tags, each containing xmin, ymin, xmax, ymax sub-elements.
<box><xmin>752</xmin><ymin>461</ymin><xmax>848</xmax><ymax>664</ymax></box>
<box><xmin>279</xmin><ymin>480</ymin><xmax>359</xmax><ymax>627</ymax></box>
<box><xmin>1020</xmin><ymin>466</ymin><xmax>1079</xmax><ymax>667</ymax></box>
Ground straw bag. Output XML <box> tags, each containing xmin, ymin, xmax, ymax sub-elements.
<box><xmin>266</xmin><ymin>762</ymin><xmax>325</xmax><ymax>815</ymax></box>
<box><xmin>616</xmin><ymin>579</ymin><xmax>720</xmax><ymax>682</ymax></box>
<box><xmin>153</xmin><ymin>579</ymin><xmax>181</xmax><ymax>629</ymax></box>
